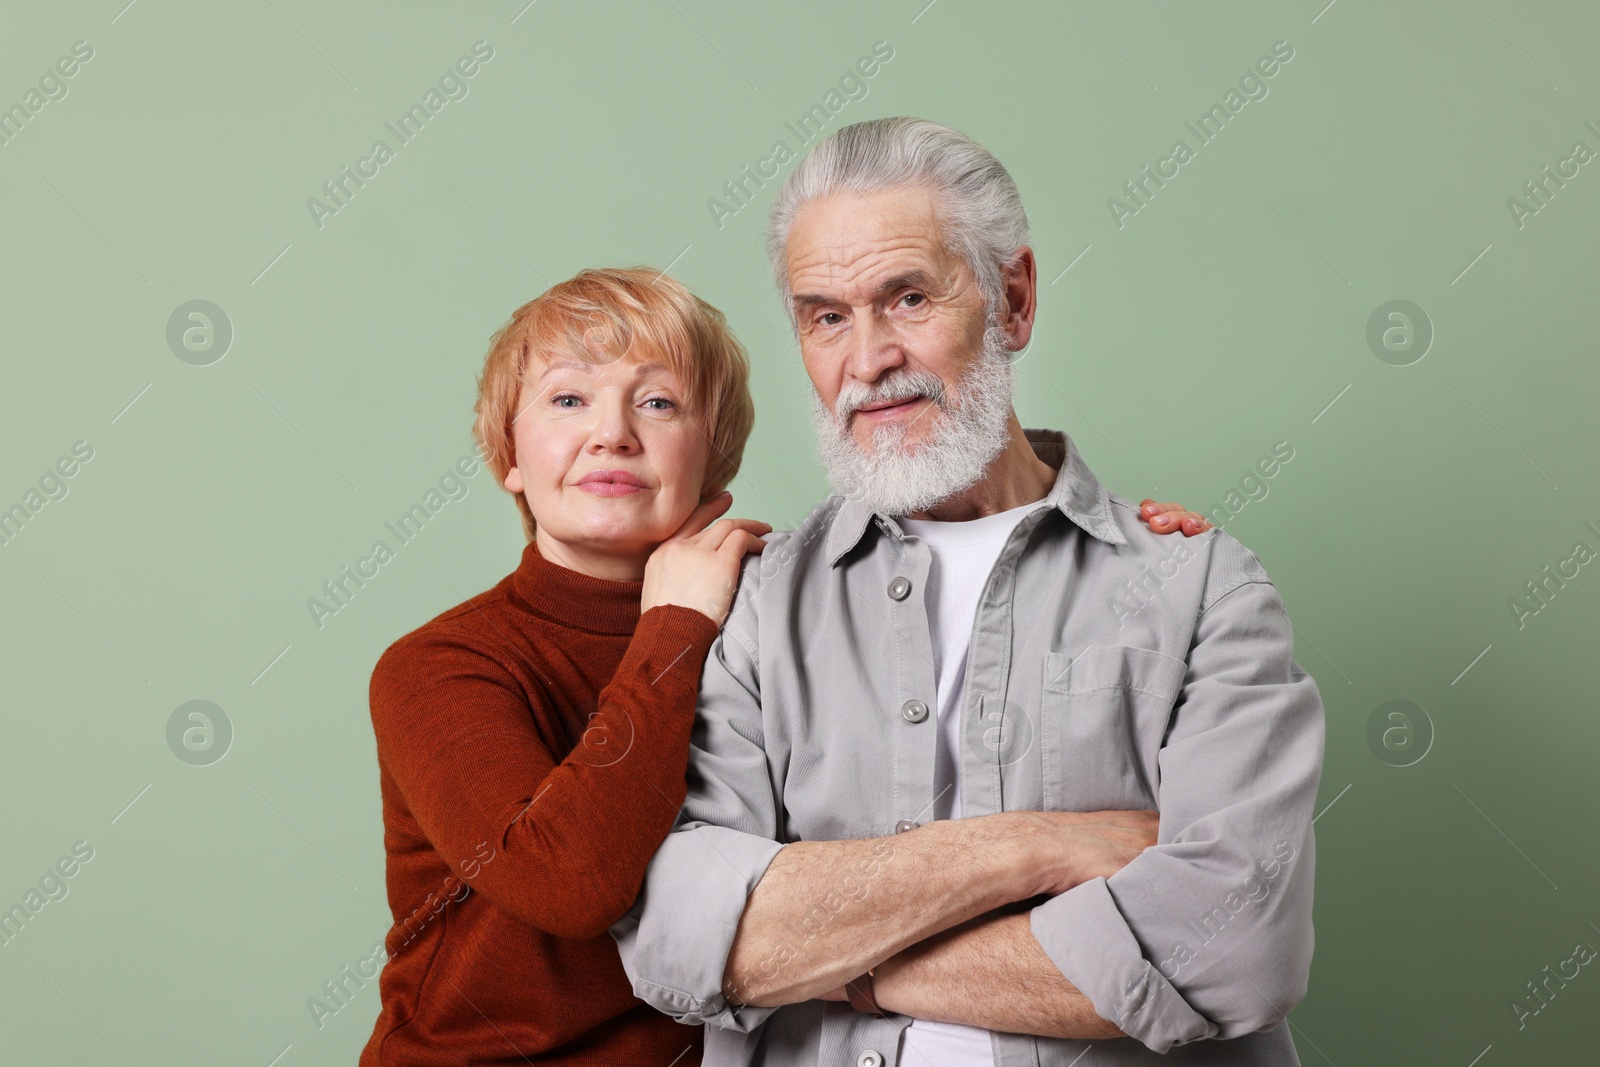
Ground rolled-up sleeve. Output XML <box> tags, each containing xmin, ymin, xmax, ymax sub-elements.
<box><xmin>1030</xmin><ymin>535</ymin><xmax>1325</xmax><ymax>1052</ymax></box>
<box><xmin>611</xmin><ymin>560</ymin><xmax>787</xmax><ymax>1032</ymax></box>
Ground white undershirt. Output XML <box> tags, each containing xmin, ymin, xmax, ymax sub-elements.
<box><xmin>893</xmin><ymin>501</ymin><xmax>1038</xmax><ymax>1067</ymax></box>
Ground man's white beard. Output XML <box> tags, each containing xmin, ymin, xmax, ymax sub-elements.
<box><xmin>811</xmin><ymin>324</ymin><xmax>1017</xmax><ymax>516</ymax></box>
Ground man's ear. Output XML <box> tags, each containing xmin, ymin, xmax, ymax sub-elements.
<box><xmin>1000</xmin><ymin>246</ymin><xmax>1038</xmax><ymax>351</ymax></box>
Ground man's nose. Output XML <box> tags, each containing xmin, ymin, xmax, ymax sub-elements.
<box><xmin>844</xmin><ymin>309</ymin><xmax>906</xmax><ymax>389</ymax></box>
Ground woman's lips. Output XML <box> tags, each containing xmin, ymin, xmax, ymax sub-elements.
<box><xmin>574</xmin><ymin>470</ymin><xmax>648</xmax><ymax>496</ymax></box>
<box><xmin>577</xmin><ymin>481</ymin><xmax>646</xmax><ymax>496</ymax></box>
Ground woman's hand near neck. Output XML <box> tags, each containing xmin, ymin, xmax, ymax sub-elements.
<box><xmin>531</xmin><ymin>493</ymin><xmax>771</xmax><ymax>623</ymax></box>
<box><xmin>638</xmin><ymin>492</ymin><xmax>771</xmax><ymax>624</ymax></box>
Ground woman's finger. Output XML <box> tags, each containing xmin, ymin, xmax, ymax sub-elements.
<box><xmin>688</xmin><ymin>516</ymin><xmax>739</xmax><ymax>545</ymax></box>
<box><xmin>700</xmin><ymin>518</ymin><xmax>773</xmax><ymax>549</ymax></box>
<box><xmin>1139</xmin><ymin>500</ymin><xmax>1212</xmax><ymax>536</ymax></box>
<box><xmin>716</xmin><ymin>528</ymin><xmax>769</xmax><ymax>564</ymax></box>
<box><xmin>1155</xmin><ymin>510</ymin><xmax>1212</xmax><ymax>535</ymax></box>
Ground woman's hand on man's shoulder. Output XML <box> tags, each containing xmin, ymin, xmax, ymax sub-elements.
<box><xmin>642</xmin><ymin>491</ymin><xmax>771</xmax><ymax>625</ymax></box>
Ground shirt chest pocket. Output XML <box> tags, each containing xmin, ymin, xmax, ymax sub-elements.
<box><xmin>1039</xmin><ymin>644</ymin><xmax>1188</xmax><ymax>812</ymax></box>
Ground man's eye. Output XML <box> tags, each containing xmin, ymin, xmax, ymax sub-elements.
<box><xmin>818</xmin><ymin>312</ymin><xmax>843</xmax><ymax>326</ymax></box>
<box><xmin>900</xmin><ymin>293</ymin><xmax>925</xmax><ymax>308</ymax></box>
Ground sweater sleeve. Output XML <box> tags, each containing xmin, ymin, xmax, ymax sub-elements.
<box><xmin>369</xmin><ymin>603</ymin><xmax>721</xmax><ymax>939</ymax></box>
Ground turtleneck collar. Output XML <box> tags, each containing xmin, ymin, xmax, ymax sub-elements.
<box><xmin>507</xmin><ymin>539</ymin><xmax>643</xmax><ymax>636</ymax></box>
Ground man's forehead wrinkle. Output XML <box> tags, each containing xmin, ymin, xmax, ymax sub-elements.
<box><xmin>790</xmin><ymin>236</ymin><xmax>948</xmax><ymax>303</ymax></box>
<box><xmin>792</xmin><ymin>230</ymin><xmax>933</xmax><ymax>266</ymax></box>
<box><xmin>791</xmin><ymin>195</ymin><xmax>936</xmax><ymax>260</ymax></box>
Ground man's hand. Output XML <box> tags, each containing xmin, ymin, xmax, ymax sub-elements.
<box><xmin>819</xmin><ymin>810</ymin><xmax>1159</xmax><ymax>1021</ymax></box>
<box><xmin>725</xmin><ymin>809</ymin><xmax>1157</xmax><ymax>1009</ymax></box>
<box><xmin>1139</xmin><ymin>499</ymin><xmax>1212</xmax><ymax>536</ymax></box>
<box><xmin>724</xmin><ymin>813</ymin><xmax>1048</xmax><ymax>1008</ymax></box>
<box><xmin>871</xmin><ymin>912</ymin><xmax>1128</xmax><ymax>1039</ymax></box>
<box><xmin>1008</xmin><ymin>809</ymin><xmax>1160</xmax><ymax>896</ymax></box>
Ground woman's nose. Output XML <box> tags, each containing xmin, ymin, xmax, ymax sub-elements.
<box><xmin>588</xmin><ymin>404</ymin><xmax>640</xmax><ymax>452</ymax></box>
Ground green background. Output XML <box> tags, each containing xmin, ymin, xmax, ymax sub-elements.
<box><xmin>2</xmin><ymin>1</ymin><xmax>1596</xmax><ymax>1063</ymax></box>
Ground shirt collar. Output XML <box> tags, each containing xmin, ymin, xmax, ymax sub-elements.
<box><xmin>823</xmin><ymin>427</ymin><xmax>1128</xmax><ymax>566</ymax></box>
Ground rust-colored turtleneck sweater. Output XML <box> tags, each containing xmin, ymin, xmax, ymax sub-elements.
<box><xmin>360</xmin><ymin>540</ymin><xmax>718</xmax><ymax>1066</ymax></box>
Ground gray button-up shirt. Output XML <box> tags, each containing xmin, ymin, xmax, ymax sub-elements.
<box><xmin>612</xmin><ymin>428</ymin><xmax>1324</xmax><ymax>1065</ymax></box>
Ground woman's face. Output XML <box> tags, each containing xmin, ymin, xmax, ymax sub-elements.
<box><xmin>503</xmin><ymin>349</ymin><xmax>712</xmax><ymax>576</ymax></box>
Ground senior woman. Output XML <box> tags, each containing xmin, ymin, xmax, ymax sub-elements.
<box><xmin>359</xmin><ymin>266</ymin><xmax>1208</xmax><ymax>1066</ymax></box>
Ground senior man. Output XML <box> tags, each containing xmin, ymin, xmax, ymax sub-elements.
<box><xmin>611</xmin><ymin>117</ymin><xmax>1324</xmax><ymax>1066</ymax></box>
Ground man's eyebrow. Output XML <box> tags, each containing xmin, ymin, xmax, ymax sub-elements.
<box><xmin>791</xmin><ymin>271</ymin><xmax>936</xmax><ymax>314</ymax></box>
<box><xmin>872</xmin><ymin>270</ymin><xmax>935</xmax><ymax>295</ymax></box>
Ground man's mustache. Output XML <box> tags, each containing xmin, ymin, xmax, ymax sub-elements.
<box><xmin>835</xmin><ymin>371</ymin><xmax>947</xmax><ymax>420</ymax></box>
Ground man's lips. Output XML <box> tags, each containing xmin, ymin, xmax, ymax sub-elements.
<box><xmin>852</xmin><ymin>396</ymin><xmax>929</xmax><ymax>421</ymax></box>
<box><xmin>574</xmin><ymin>470</ymin><xmax>649</xmax><ymax>496</ymax></box>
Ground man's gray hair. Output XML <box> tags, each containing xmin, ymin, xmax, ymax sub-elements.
<box><xmin>764</xmin><ymin>116</ymin><xmax>1031</xmax><ymax>329</ymax></box>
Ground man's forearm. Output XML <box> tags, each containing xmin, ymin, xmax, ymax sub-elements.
<box><xmin>723</xmin><ymin>813</ymin><xmax>1039</xmax><ymax>1007</ymax></box>
<box><xmin>873</xmin><ymin>910</ymin><xmax>1126</xmax><ymax>1040</ymax></box>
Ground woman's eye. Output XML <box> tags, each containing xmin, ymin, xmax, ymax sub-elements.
<box><xmin>552</xmin><ymin>393</ymin><xmax>582</xmax><ymax>408</ymax></box>
<box><xmin>642</xmin><ymin>397</ymin><xmax>676</xmax><ymax>411</ymax></box>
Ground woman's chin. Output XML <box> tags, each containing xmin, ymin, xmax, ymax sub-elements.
<box><xmin>545</xmin><ymin>521</ymin><xmax>663</xmax><ymax>561</ymax></box>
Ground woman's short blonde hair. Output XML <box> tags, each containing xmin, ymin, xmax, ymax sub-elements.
<box><xmin>473</xmin><ymin>267</ymin><xmax>756</xmax><ymax>542</ymax></box>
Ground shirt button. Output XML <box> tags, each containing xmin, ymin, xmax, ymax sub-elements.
<box><xmin>887</xmin><ymin>576</ymin><xmax>911</xmax><ymax>600</ymax></box>
<box><xmin>900</xmin><ymin>699</ymin><xmax>929</xmax><ymax>723</ymax></box>
<box><xmin>894</xmin><ymin>819</ymin><xmax>916</xmax><ymax>833</ymax></box>
<box><xmin>858</xmin><ymin>1052</ymin><xmax>883</xmax><ymax>1067</ymax></box>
